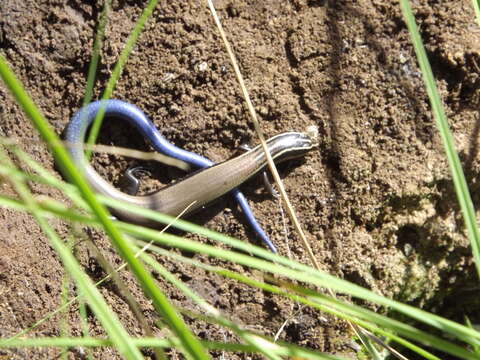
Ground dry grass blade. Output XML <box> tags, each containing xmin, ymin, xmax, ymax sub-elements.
<box><xmin>205</xmin><ymin>0</ymin><xmax>319</xmax><ymax>269</ymax></box>
<box><xmin>70</xmin><ymin>142</ymin><xmax>191</xmax><ymax>171</ymax></box>
<box><xmin>362</xmin><ymin>330</ymin><xmax>410</xmax><ymax>360</ymax></box>
<box><xmin>205</xmin><ymin>2</ymin><xmax>411</xmax><ymax>359</ymax></box>
<box><xmin>0</xmin><ymin>137</ymin><xmax>191</xmax><ymax>171</ymax></box>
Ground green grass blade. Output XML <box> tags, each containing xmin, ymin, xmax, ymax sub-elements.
<box><xmin>353</xmin><ymin>330</ymin><xmax>384</xmax><ymax>360</ymax></box>
<box><xmin>473</xmin><ymin>0</ymin><xmax>480</xmax><ymax>26</ymax></box>
<box><xmin>59</xmin><ymin>237</ymin><xmax>75</xmax><ymax>360</ymax></box>
<box><xmin>85</xmin><ymin>0</ymin><xmax>159</xmax><ymax>157</ymax></box>
<box><xmin>81</xmin><ymin>197</ymin><xmax>480</xmax><ymax>348</ymax></box>
<box><xmin>78</xmin><ymin>298</ymin><xmax>94</xmax><ymax>360</ymax></box>
<box><xmin>465</xmin><ymin>317</ymin><xmax>480</xmax><ymax>355</ymax></box>
<box><xmin>0</xmin><ymin>193</ymin><xmax>475</xmax><ymax>358</ymax></box>
<box><xmin>82</xmin><ymin>0</ymin><xmax>111</xmax><ymax>108</ymax></box>
<box><xmin>0</xmin><ymin>153</ymin><xmax>144</xmax><ymax>359</ymax></box>
<box><xmin>0</xmin><ymin>155</ymin><xmax>464</xmax><ymax>358</ymax></box>
<box><xmin>205</xmin><ymin>264</ymin><xmax>466</xmax><ymax>359</ymax></box>
<box><xmin>121</xmin><ymin>223</ymin><xmax>480</xmax><ymax>345</ymax></box>
<box><xmin>1</xmin><ymin>142</ymin><xmax>479</xmax><ymax>358</ymax></box>
<box><xmin>145</xmin><ymin>244</ymin><xmax>441</xmax><ymax>360</ymax></box>
<box><xmin>138</xmin><ymin>251</ymin><xmax>284</xmax><ymax>360</ymax></box>
<box><xmin>0</xmin><ymin>55</ymin><xmax>209</xmax><ymax>360</ymax></box>
<box><xmin>4</xmin><ymin>185</ymin><xmax>480</xmax><ymax>350</ymax></box>
<box><xmin>0</xmin><ymin>337</ymin><xmax>345</xmax><ymax>360</ymax></box>
<box><xmin>400</xmin><ymin>0</ymin><xmax>480</xmax><ymax>278</ymax></box>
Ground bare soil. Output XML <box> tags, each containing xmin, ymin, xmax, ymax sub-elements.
<box><xmin>1</xmin><ymin>0</ymin><xmax>480</xmax><ymax>358</ymax></box>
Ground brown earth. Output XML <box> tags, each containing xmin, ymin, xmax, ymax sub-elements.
<box><xmin>1</xmin><ymin>0</ymin><xmax>480</xmax><ymax>358</ymax></box>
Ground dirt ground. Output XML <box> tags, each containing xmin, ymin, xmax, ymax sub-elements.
<box><xmin>1</xmin><ymin>0</ymin><xmax>480</xmax><ymax>358</ymax></box>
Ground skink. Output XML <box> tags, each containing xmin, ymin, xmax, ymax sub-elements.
<box><xmin>65</xmin><ymin>100</ymin><xmax>314</xmax><ymax>252</ymax></box>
